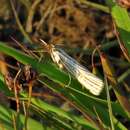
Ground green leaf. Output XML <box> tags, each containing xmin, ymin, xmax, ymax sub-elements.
<box><xmin>107</xmin><ymin>0</ymin><xmax>130</xmax><ymax>56</ymax></box>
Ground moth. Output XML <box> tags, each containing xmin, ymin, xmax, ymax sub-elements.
<box><xmin>40</xmin><ymin>39</ymin><xmax>104</xmax><ymax>95</ymax></box>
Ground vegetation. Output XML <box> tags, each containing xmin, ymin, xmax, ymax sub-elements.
<box><xmin>0</xmin><ymin>0</ymin><xmax>130</xmax><ymax>130</ymax></box>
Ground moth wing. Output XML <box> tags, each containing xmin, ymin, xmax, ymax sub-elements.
<box><xmin>52</xmin><ymin>47</ymin><xmax>104</xmax><ymax>95</ymax></box>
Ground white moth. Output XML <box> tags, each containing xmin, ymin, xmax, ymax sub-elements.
<box><xmin>40</xmin><ymin>39</ymin><xmax>104</xmax><ymax>95</ymax></box>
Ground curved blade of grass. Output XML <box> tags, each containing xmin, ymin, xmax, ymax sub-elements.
<box><xmin>0</xmin><ymin>42</ymin><xmax>128</xmax><ymax>129</ymax></box>
<box><xmin>1</xmin><ymin>71</ymin><xmax>128</xmax><ymax>130</ymax></box>
<box><xmin>0</xmin><ymin>78</ymin><xmax>100</xmax><ymax>130</ymax></box>
<box><xmin>0</xmin><ymin>77</ymin><xmax>97</xmax><ymax>130</ymax></box>
<box><xmin>0</xmin><ymin>70</ymin><xmax>128</xmax><ymax>122</ymax></box>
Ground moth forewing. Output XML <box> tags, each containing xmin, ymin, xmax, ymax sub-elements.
<box><xmin>76</xmin><ymin>70</ymin><xmax>104</xmax><ymax>95</ymax></box>
<box><xmin>40</xmin><ymin>39</ymin><xmax>104</xmax><ymax>95</ymax></box>
<box><xmin>53</xmin><ymin>48</ymin><xmax>104</xmax><ymax>95</ymax></box>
